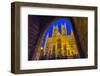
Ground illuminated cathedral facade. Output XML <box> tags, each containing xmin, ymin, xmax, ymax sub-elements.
<box><xmin>43</xmin><ymin>23</ymin><xmax>80</xmax><ymax>59</ymax></box>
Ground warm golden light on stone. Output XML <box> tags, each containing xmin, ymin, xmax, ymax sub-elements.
<box><xmin>43</xmin><ymin>23</ymin><xmax>80</xmax><ymax>59</ymax></box>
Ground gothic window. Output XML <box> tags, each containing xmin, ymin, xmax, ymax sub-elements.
<box><xmin>52</xmin><ymin>45</ymin><xmax>55</xmax><ymax>57</ymax></box>
<box><xmin>67</xmin><ymin>49</ymin><xmax>69</xmax><ymax>56</ymax></box>
<box><xmin>53</xmin><ymin>45</ymin><xmax>55</xmax><ymax>51</ymax></box>
<box><xmin>57</xmin><ymin>38</ymin><xmax>61</xmax><ymax>49</ymax></box>
<box><xmin>64</xmin><ymin>44</ymin><xmax>66</xmax><ymax>50</ymax></box>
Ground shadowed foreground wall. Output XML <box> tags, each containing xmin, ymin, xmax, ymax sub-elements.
<box><xmin>73</xmin><ymin>17</ymin><xmax>88</xmax><ymax>57</ymax></box>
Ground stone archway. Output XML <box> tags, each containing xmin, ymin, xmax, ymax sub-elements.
<box><xmin>31</xmin><ymin>16</ymin><xmax>87</xmax><ymax>60</ymax></box>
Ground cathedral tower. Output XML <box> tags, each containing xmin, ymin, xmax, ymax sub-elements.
<box><xmin>42</xmin><ymin>23</ymin><xmax>79</xmax><ymax>60</ymax></box>
<box><xmin>61</xmin><ymin>23</ymin><xmax>67</xmax><ymax>36</ymax></box>
<box><xmin>52</xmin><ymin>25</ymin><xmax>58</xmax><ymax>37</ymax></box>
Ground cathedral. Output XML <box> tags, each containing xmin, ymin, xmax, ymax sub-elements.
<box><xmin>43</xmin><ymin>23</ymin><xmax>80</xmax><ymax>59</ymax></box>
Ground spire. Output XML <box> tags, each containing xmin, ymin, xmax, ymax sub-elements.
<box><xmin>61</xmin><ymin>23</ymin><xmax>67</xmax><ymax>36</ymax></box>
<box><xmin>55</xmin><ymin>25</ymin><xmax>58</xmax><ymax>32</ymax></box>
<box><xmin>52</xmin><ymin>25</ymin><xmax>58</xmax><ymax>37</ymax></box>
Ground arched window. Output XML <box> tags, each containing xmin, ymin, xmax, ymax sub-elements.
<box><xmin>53</xmin><ymin>45</ymin><xmax>55</xmax><ymax>51</ymax></box>
<box><xmin>57</xmin><ymin>38</ymin><xmax>61</xmax><ymax>49</ymax></box>
<box><xmin>64</xmin><ymin>44</ymin><xmax>66</xmax><ymax>50</ymax></box>
<box><xmin>52</xmin><ymin>45</ymin><xmax>55</xmax><ymax>58</ymax></box>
